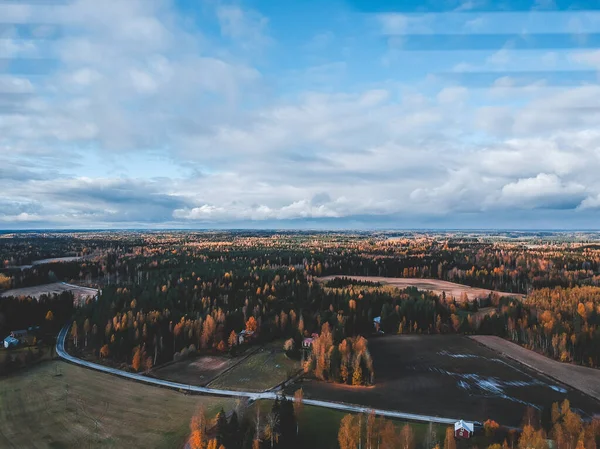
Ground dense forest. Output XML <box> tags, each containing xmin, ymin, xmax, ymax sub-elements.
<box><xmin>2</xmin><ymin>231</ymin><xmax>600</xmax><ymax>374</ymax></box>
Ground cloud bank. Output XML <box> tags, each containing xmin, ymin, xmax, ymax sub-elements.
<box><xmin>1</xmin><ymin>1</ymin><xmax>600</xmax><ymax>229</ymax></box>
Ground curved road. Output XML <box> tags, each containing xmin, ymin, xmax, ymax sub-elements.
<box><xmin>56</xmin><ymin>325</ymin><xmax>458</xmax><ymax>425</ymax></box>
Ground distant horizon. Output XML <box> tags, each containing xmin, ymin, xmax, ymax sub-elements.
<box><xmin>2</xmin><ymin>227</ymin><xmax>600</xmax><ymax>233</ymax></box>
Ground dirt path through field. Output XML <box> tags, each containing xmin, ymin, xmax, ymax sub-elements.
<box><xmin>471</xmin><ymin>336</ymin><xmax>600</xmax><ymax>402</ymax></box>
<box><xmin>318</xmin><ymin>275</ymin><xmax>524</xmax><ymax>301</ymax></box>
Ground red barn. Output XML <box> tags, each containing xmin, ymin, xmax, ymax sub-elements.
<box><xmin>454</xmin><ymin>420</ymin><xmax>474</xmax><ymax>439</ymax></box>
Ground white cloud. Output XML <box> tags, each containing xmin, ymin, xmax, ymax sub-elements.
<box><xmin>216</xmin><ymin>4</ymin><xmax>270</xmax><ymax>49</ymax></box>
<box><xmin>3</xmin><ymin>0</ymin><xmax>600</xmax><ymax>228</ymax></box>
<box><xmin>569</xmin><ymin>50</ymin><xmax>600</xmax><ymax>68</ymax></box>
<box><xmin>0</xmin><ymin>213</ymin><xmax>42</xmax><ymax>223</ymax></box>
<box><xmin>377</xmin><ymin>14</ymin><xmax>408</xmax><ymax>34</ymax></box>
<box><xmin>494</xmin><ymin>174</ymin><xmax>586</xmax><ymax>209</ymax></box>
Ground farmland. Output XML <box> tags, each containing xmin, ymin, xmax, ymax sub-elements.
<box><xmin>318</xmin><ymin>276</ymin><xmax>525</xmax><ymax>301</ymax></box>
<box><xmin>207</xmin><ymin>341</ymin><xmax>301</xmax><ymax>392</ymax></box>
<box><xmin>292</xmin><ymin>335</ymin><xmax>600</xmax><ymax>428</ymax></box>
<box><xmin>472</xmin><ymin>335</ymin><xmax>600</xmax><ymax>402</ymax></box>
<box><xmin>0</xmin><ymin>361</ymin><xmax>234</xmax><ymax>449</ymax></box>
<box><xmin>152</xmin><ymin>353</ymin><xmax>246</xmax><ymax>386</ymax></box>
<box><xmin>0</xmin><ymin>282</ymin><xmax>97</xmax><ymax>302</ymax></box>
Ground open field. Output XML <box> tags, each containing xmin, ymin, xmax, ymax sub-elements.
<box><xmin>0</xmin><ymin>282</ymin><xmax>97</xmax><ymax>302</ymax></box>
<box><xmin>471</xmin><ymin>335</ymin><xmax>600</xmax><ymax>402</ymax></box>
<box><xmin>208</xmin><ymin>342</ymin><xmax>300</xmax><ymax>392</ymax></box>
<box><xmin>0</xmin><ymin>345</ymin><xmax>53</xmax><ymax>367</ymax></box>
<box><xmin>0</xmin><ymin>361</ymin><xmax>234</xmax><ymax>449</ymax></box>
<box><xmin>151</xmin><ymin>354</ymin><xmax>245</xmax><ymax>386</ymax></box>
<box><xmin>7</xmin><ymin>256</ymin><xmax>87</xmax><ymax>270</ymax></box>
<box><xmin>318</xmin><ymin>275</ymin><xmax>524</xmax><ymax>301</ymax></box>
<box><xmin>292</xmin><ymin>335</ymin><xmax>600</xmax><ymax>427</ymax></box>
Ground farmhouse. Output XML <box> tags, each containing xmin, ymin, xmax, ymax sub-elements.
<box><xmin>454</xmin><ymin>420</ymin><xmax>474</xmax><ymax>439</ymax></box>
<box><xmin>302</xmin><ymin>333</ymin><xmax>319</xmax><ymax>350</ymax></box>
<box><xmin>238</xmin><ymin>330</ymin><xmax>254</xmax><ymax>344</ymax></box>
<box><xmin>302</xmin><ymin>337</ymin><xmax>314</xmax><ymax>349</ymax></box>
<box><xmin>3</xmin><ymin>336</ymin><xmax>19</xmax><ymax>348</ymax></box>
<box><xmin>3</xmin><ymin>329</ymin><xmax>29</xmax><ymax>348</ymax></box>
<box><xmin>373</xmin><ymin>316</ymin><xmax>381</xmax><ymax>333</ymax></box>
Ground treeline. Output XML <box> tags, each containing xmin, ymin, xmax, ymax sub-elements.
<box><xmin>326</xmin><ymin>277</ymin><xmax>382</xmax><ymax>288</ymax></box>
<box><xmin>0</xmin><ymin>291</ymin><xmax>73</xmax><ymax>339</ymax></box>
<box><xmin>313</xmin><ymin>240</ymin><xmax>600</xmax><ymax>294</ymax></box>
<box><xmin>337</xmin><ymin>400</ymin><xmax>600</xmax><ymax>449</ymax></box>
<box><xmin>478</xmin><ymin>286</ymin><xmax>600</xmax><ymax>368</ymax></box>
<box><xmin>188</xmin><ymin>391</ymin><xmax>303</xmax><ymax>449</ymax></box>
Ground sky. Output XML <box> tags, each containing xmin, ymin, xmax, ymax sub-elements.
<box><xmin>1</xmin><ymin>0</ymin><xmax>600</xmax><ymax>230</ymax></box>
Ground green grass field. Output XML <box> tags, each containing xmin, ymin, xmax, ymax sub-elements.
<box><xmin>0</xmin><ymin>361</ymin><xmax>234</xmax><ymax>449</ymax></box>
<box><xmin>208</xmin><ymin>342</ymin><xmax>300</xmax><ymax>392</ymax></box>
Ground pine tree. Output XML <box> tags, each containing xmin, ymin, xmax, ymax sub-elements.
<box><xmin>228</xmin><ymin>410</ymin><xmax>240</xmax><ymax>449</ymax></box>
<box><xmin>215</xmin><ymin>409</ymin><xmax>228</xmax><ymax>447</ymax></box>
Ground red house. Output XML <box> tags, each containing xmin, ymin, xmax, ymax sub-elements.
<box><xmin>302</xmin><ymin>333</ymin><xmax>319</xmax><ymax>350</ymax></box>
<box><xmin>454</xmin><ymin>420</ymin><xmax>474</xmax><ymax>439</ymax></box>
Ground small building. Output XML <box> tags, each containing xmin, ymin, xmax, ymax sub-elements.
<box><xmin>3</xmin><ymin>329</ymin><xmax>33</xmax><ymax>348</ymax></box>
<box><xmin>302</xmin><ymin>337</ymin><xmax>314</xmax><ymax>349</ymax></box>
<box><xmin>3</xmin><ymin>336</ymin><xmax>19</xmax><ymax>349</ymax></box>
<box><xmin>454</xmin><ymin>420</ymin><xmax>474</xmax><ymax>439</ymax></box>
<box><xmin>373</xmin><ymin>316</ymin><xmax>382</xmax><ymax>333</ymax></box>
<box><xmin>302</xmin><ymin>333</ymin><xmax>319</xmax><ymax>350</ymax></box>
<box><xmin>238</xmin><ymin>330</ymin><xmax>254</xmax><ymax>345</ymax></box>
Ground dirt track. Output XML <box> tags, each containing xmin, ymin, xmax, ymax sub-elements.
<box><xmin>318</xmin><ymin>275</ymin><xmax>524</xmax><ymax>301</ymax></box>
<box><xmin>471</xmin><ymin>335</ymin><xmax>600</xmax><ymax>402</ymax></box>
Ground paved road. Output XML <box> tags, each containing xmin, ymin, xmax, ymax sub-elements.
<box><xmin>56</xmin><ymin>325</ymin><xmax>458</xmax><ymax>425</ymax></box>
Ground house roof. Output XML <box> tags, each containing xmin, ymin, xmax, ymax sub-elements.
<box><xmin>4</xmin><ymin>336</ymin><xmax>19</xmax><ymax>345</ymax></box>
<box><xmin>454</xmin><ymin>420</ymin><xmax>474</xmax><ymax>432</ymax></box>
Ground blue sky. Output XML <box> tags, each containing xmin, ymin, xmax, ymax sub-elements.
<box><xmin>1</xmin><ymin>0</ymin><xmax>600</xmax><ymax>229</ymax></box>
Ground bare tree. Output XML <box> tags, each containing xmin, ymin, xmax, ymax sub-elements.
<box><xmin>265</xmin><ymin>412</ymin><xmax>281</xmax><ymax>448</ymax></box>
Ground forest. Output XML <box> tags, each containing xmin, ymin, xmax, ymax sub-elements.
<box><xmin>2</xmin><ymin>231</ymin><xmax>600</xmax><ymax>373</ymax></box>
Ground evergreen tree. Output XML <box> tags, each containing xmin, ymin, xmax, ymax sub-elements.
<box><xmin>215</xmin><ymin>408</ymin><xmax>228</xmax><ymax>447</ymax></box>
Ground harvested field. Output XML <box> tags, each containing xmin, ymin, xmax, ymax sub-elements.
<box><xmin>0</xmin><ymin>361</ymin><xmax>233</xmax><ymax>449</ymax></box>
<box><xmin>471</xmin><ymin>335</ymin><xmax>600</xmax><ymax>402</ymax></box>
<box><xmin>208</xmin><ymin>342</ymin><xmax>300</xmax><ymax>392</ymax></box>
<box><xmin>318</xmin><ymin>275</ymin><xmax>524</xmax><ymax>301</ymax></box>
<box><xmin>292</xmin><ymin>335</ymin><xmax>600</xmax><ymax>427</ymax></box>
<box><xmin>152</xmin><ymin>354</ymin><xmax>245</xmax><ymax>386</ymax></box>
<box><xmin>0</xmin><ymin>282</ymin><xmax>97</xmax><ymax>303</ymax></box>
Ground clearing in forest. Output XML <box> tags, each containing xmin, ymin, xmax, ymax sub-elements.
<box><xmin>208</xmin><ymin>341</ymin><xmax>300</xmax><ymax>392</ymax></box>
<box><xmin>318</xmin><ymin>275</ymin><xmax>524</xmax><ymax>301</ymax></box>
